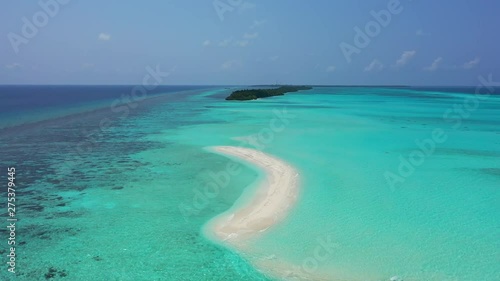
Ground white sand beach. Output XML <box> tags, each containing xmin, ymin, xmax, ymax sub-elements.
<box><xmin>204</xmin><ymin>146</ymin><xmax>354</xmax><ymax>281</ymax></box>
<box><xmin>205</xmin><ymin>146</ymin><xmax>300</xmax><ymax>246</ymax></box>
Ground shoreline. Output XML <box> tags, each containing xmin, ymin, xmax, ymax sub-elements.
<box><xmin>203</xmin><ymin>146</ymin><xmax>344</xmax><ymax>281</ymax></box>
<box><xmin>203</xmin><ymin>146</ymin><xmax>300</xmax><ymax>246</ymax></box>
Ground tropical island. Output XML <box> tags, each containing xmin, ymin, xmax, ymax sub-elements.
<box><xmin>225</xmin><ymin>85</ymin><xmax>312</xmax><ymax>101</ymax></box>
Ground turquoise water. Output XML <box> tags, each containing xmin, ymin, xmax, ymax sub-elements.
<box><xmin>0</xmin><ymin>86</ymin><xmax>499</xmax><ymax>280</ymax></box>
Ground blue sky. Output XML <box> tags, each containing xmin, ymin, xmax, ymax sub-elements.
<box><xmin>1</xmin><ymin>0</ymin><xmax>499</xmax><ymax>85</ymax></box>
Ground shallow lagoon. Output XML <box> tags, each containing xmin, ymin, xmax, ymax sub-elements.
<box><xmin>0</xmin><ymin>86</ymin><xmax>498</xmax><ymax>280</ymax></box>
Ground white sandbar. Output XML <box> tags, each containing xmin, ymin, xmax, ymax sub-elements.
<box><xmin>205</xmin><ymin>146</ymin><xmax>300</xmax><ymax>245</ymax></box>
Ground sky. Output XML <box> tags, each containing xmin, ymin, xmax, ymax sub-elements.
<box><xmin>1</xmin><ymin>0</ymin><xmax>499</xmax><ymax>85</ymax></box>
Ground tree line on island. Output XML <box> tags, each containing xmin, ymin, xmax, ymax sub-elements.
<box><xmin>225</xmin><ymin>86</ymin><xmax>312</xmax><ymax>101</ymax></box>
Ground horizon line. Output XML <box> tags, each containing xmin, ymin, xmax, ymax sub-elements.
<box><xmin>0</xmin><ymin>84</ymin><xmax>490</xmax><ymax>87</ymax></box>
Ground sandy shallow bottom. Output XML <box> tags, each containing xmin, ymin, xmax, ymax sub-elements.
<box><xmin>203</xmin><ymin>146</ymin><xmax>348</xmax><ymax>280</ymax></box>
<box><xmin>204</xmin><ymin>146</ymin><xmax>300</xmax><ymax>245</ymax></box>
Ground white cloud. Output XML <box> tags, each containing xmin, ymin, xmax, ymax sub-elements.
<box><xmin>238</xmin><ymin>2</ymin><xmax>256</xmax><ymax>13</ymax></box>
<box><xmin>218</xmin><ymin>39</ymin><xmax>232</xmax><ymax>47</ymax></box>
<box><xmin>424</xmin><ymin>57</ymin><xmax>443</xmax><ymax>71</ymax></box>
<box><xmin>5</xmin><ymin>63</ymin><xmax>22</xmax><ymax>69</ymax></box>
<box><xmin>221</xmin><ymin>60</ymin><xmax>239</xmax><ymax>70</ymax></box>
<box><xmin>243</xmin><ymin>32</ymin><xmax>259</xmax><ymax>40</ymax></box>
<box><xmin>462</xmin><ymin>57</ymin><xmax>480</xmax><ymax>69</ymax></box>
<box><xmin>416</xmin><ymin>29</ymin><xmax>430</xmax><ymax>36</ymax></box>
<box><xmin>217</xmin><ymin>32</ymin><xmax>258</xmax><ymax>49</ymax></box>
<box><xmin>250</xmin><ymin>19</ymin><xmax>266</xmax><ymax>29</ymax></box>
<box><xmin>395</xmin><ymin>50</ymin><xmax>416</xmax><ymax>67</ymax></box>
<box><xmin>269</xmin><ymin>55</ymin><xmax>279</xmax><ymax>61</ymax></box>
<box><xmin>235</xmin><ymin>40</ymin><xmax>249</xmax><ymax>47</ymax></box>
<box><xmin>326</xmin><ymin>65</ymin><xmax>336</xmax><ymax>72</ymax></box>
<box><xmin>98</xmin><ymin>33</ymin><xmax>111</xmax><ymax>41</ymax></box>
<box><xmin>364</xmin><ymin>59</ymin><xmax>384</xmax><ymax>72</ymax></box>
<box><xmin>202</xmin><ymin>40</ymin><xmax>211</xmax><ymax>47</ymax></box>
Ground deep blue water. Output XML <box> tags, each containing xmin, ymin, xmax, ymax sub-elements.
<box><xmin>2</xmin><ymin>86</ymin><xmax>497</xmax><ymax>115</ymax></box>
<box><xmin>0</xmin><ymin>85</ymin><xmax>212</xmax><ymax>115</ymax></box>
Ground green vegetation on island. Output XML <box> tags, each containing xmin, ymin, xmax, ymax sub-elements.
<box><xmin>225</xmin><ymin>86</ymin><xmax>312</xmax><ymax>101</ymax></box>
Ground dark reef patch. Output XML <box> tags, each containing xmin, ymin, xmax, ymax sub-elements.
<box><xmin>55</xmin><ymin>211</ymin><xmax>84</xmax><ymax>218</ymax></box>
<box><xmin>22</xmin><ymin>204</ymin><xmax>45</xmax><ymax>212</ymax></box>
<box><xmin>44</xmin><ymin>267</ymin><xmax>68</xmax><ymax>279</ymax></box>
<box><xmin>480</xmin><ymin>168</ymin><xmax>500</xmax><ymax>177</ymax></box>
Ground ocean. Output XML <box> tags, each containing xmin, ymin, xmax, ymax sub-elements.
<box><xmin>0</xmin><ymin>86</ymin><xmax>498</xmax><ymax>280</ymax></box>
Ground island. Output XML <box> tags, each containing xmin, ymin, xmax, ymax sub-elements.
<box><xmin>225</xmin><ymin>86</ymin><xmax>312</xmax><ymax>101</ymax></box>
